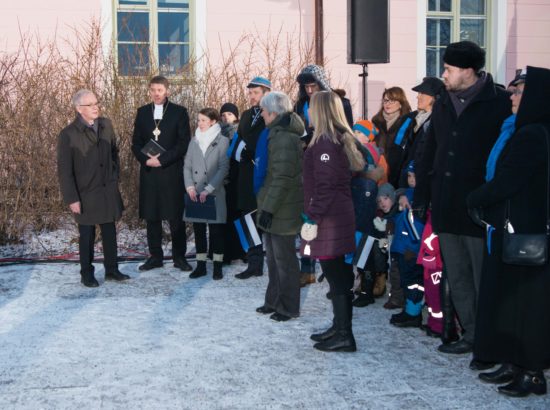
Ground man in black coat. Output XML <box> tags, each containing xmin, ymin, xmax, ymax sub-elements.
<box><xmin>131</xmin><ymin>76</ymin><xmax>192</xmax><ymax>272</ymax></box>
<box><xmin>232</xmin><ymin>76</ymin><xmax>271</xmax><ymax>279</ymax></box>
<box><xmin>57</xmin><ymin>89</ymin><xmax>130</xmax><ymax>287</ymax></box>
<box><xmin>415</xmin><ymin>41</ymin><xmax>512</xmax><ymax>358</ymax></box>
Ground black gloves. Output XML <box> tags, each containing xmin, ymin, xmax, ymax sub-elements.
<box><xmin>468</xmin><ymin>207</ymin><xmax>485</xmax><ymax>227</ymax></box>
<box><xmin>258</xmin><ymin>211</ymin><xmax>273</xmax><ymax>230</ymax></box>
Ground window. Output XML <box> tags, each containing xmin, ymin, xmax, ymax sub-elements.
<box><xmin>426</xmin><ymin>0</ymin><xmax>489</xmax><ymax>77</ymax></box>
<box><xmin>115</xmin><ymin>0</ymin><xmax>191</xmax><ymax>76</ymax></box>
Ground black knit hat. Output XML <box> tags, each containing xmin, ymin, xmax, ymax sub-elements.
<box><xmin>443</xmin><ymin>41</ymin><xmax>486</xmax><ymax>71</ymax></box>
<box><xmin>412</xmin><ymin>77</ymin><xmax>445</xmax><ymax>97</ymax></box>
<box><xmin>220</xmin><ymin>102</ymin><xmax>239</xmax><ymax>119</ymax></box>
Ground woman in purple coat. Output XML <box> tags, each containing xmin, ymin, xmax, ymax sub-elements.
<box><xmin>300</xmin><ymin>91</ymin><xmax>365</xmax><ymax>352</ymax></box>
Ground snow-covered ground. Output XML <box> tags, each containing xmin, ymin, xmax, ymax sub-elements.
<box><xmin>0</xmin><ymin>234</ymin><xmax>549</xmax><ymax>409</ymax></box>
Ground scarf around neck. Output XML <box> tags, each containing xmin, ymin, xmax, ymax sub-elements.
<box><xmin>414</xmin><ymin>110</ymin><xmax>431</xmax><ymax>133</ymax></box>
<box><xmin>195</xmin><ymin>123</ymin><xmax>221</xmax><ymax>155</ymax></box>
<box><xmin>485</xmin><ymin>114</ymin><xmax>516</xmax><ymax>181</ymax></box>
<box><xmin>382</xmin><ymin>110</ymin><xmax>400</xmax><ymax>130</ymax></box>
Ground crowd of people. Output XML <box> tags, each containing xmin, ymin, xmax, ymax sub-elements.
<box><xmin>56</xmin><ymin>40</ymin><xmax>550</xmax><ymax>398</ymax></box>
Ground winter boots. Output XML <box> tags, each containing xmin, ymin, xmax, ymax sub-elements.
<box><xmin>80</xmin><ymin>265</ymin><xmax>99</xmax><ymax>288</ymax></box>
<box><xmin>191</xmin><ymin>253</ymin><xmax>224</xmax><ymax>280</ymax></box>
<box><xmin>372</xmin><ymin>272</ymin><xmax>387</xmax><ymax>297</ymax></box>
<box><xmin>299</xmin><ymin>257</ymin><xmax>317</xmax><ymax>287</ymax></box>
<box><xmin>235</xmin><ymin>245</ymin><xmax>264</xmax><ymax>279</ymax></box>
<box><xmin>313</xmin><ymin>295</ymin><xmax>356</xmax><ymax>352</ymax></box>
<box><xmin>353</xmin><ymin>270</ymin><xmax>375</xmax><ymax>307</ymax></box>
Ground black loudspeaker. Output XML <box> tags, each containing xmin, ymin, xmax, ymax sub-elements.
<box><xmin>347</xmin><ymin>0</ymin><xmax>390</xmax><ymax>64</ymax></box>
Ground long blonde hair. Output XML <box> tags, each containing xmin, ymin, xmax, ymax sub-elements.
<box><xmin>309</xmin><ymin>91</ymin><xmax>365</xmax><ymax>172</ymax></box>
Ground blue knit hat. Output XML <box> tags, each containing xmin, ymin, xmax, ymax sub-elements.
<box><xmin>407</xmin><ymin>160</ymin><xmax>415</xmax><ymax>174</ymax></box>
<box><xmin>247</xmin><ymin>76</ymin><xmax>272</xmax><ymax>90</ymax></box>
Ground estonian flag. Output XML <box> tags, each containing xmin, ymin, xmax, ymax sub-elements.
<box><xmin>352</xmin><ymin>233</ymin><xmax>376</xmax><ymax>269</ymax></box>
<box><xmin>234</xmin><ymin>211</ymin><xmax>262</xmax><ymax>252</ymax></box>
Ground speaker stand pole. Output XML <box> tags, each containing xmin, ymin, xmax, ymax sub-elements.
<box><xmin>359</xmin><ymin>63</ymin><xmax>369</xmax><ymax>119</ymax></box>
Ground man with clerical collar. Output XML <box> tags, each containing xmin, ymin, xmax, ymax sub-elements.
<box><xmin>231</xmin><ymin>76</ymin><xmax>271</xmax><ymax>279</ymax></box>
<box><xmin>414</xmin><ymin>41</ymin><xmax>511</xmax><ymax>360</ymax></box>
<box><xmin>57</xmin><ymin>89</ymin><xmax>129</xmax><ymax>287</ymax></box>
<box><xmin>131</xmin><ymin>75</ymin><xmax>192</xmax><ymax>272</ymax></box>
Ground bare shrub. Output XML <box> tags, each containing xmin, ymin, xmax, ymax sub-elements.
<box><xmin>0</xmin><ymin>19</ymin><xmax>317</xmax><ymax>250</ymax></box>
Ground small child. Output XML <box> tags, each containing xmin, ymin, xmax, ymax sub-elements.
<box><xmin>389</xmin><ymin>163</ymin><xmax>426</xmax><ymax>327</ymax></box>
<box><xmin>353</xmin><ymin>120</ymin><xmax>389</xmax><ymax>186</ymax></box>
<box><xmin>364</xmin><ymin>183</ymin><xmax>399</xmax><ymax>305</ymax></box>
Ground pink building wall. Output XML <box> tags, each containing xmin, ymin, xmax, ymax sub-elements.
<box><xmin>2</xmin><ymin>0</ymin><xmax>550</xmax><ymax>119</ymax></box>
<box><xmin>506</xmin><ymin>0</ymin><xmax>550</xmax><ymax>83</ymax></box>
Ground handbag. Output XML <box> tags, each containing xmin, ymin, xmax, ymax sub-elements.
<box><xmin>502</xmin><ymin>125</ymin><xmax>550</xmax><ymax>266</ymax></box>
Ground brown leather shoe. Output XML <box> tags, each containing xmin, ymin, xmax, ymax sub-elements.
<box><xmin>300</xmin><ymin>273</ymin><xmax>316</xmax><ymax>287</ymax></box>
<box><xmin>373</xmin><ymin>273</ymin><xmax>387</xmax><ymax>297</ymax></box>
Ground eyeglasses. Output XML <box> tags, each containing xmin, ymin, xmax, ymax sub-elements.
<box><xmin>79</xmin><ymin>102</ymin><xmax>100</xmax><ymax>107</ymax></box>
<box><xmin>511</xmin><ymin>89</ymin><xmax>523</xmax><ymax>96</ymax></box>
<box><xmin>382</xmin><ymin>99</ymin><xmax>396</xmax><ymax>104</ymax></box>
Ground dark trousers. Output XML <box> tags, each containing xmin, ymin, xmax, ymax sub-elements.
<box><xmin>396</xmin><ymin>253</ymin><xmax>424</xmax><ymax>304</ymax></box>
<box><xmin>193</xmin><ymin>223</ymin><xmax>224</xmax><ymax>255</ymax></box>
<box><xmin>264</xmin><ymin>233</ymin><xmax>300</xmax><ymax>317</ymax></box>
<box><xmin>439</xmin><ymin>233</ymin><xmax>484</xmax><ymax>343</ymax></box>
<box><xmin>320</xmin><ymin>256</ymin><xmax>355</xmax><ymax>297</ymax></box>
<box><xmin>146</xmin><ymin>219</ymin><xmax>187</xmax><ymax>261</ymax></box>
<box><xmin>79</xmin><ymin>222</ymin><xmax>117</xmax><ymax>274</ymax></box>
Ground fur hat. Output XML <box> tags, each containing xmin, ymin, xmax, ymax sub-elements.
<box><xmin>377</xmin><ymin>183</ymin><xmax>395</xmax><ymax>203</ymax></box>
<box><xmin>296</xmin><ymin>65</ymin><xmax>331</xmax><ymax>91</ymax></box>
<box><xmin>443</xmin><ymin>41</ymin><xmax>486</xmax><ymax>71</ymax></box>
<box><xmin>220</xmin><ymin>103</ymin><xmax>239</xmax><ymax>119</ymax></box>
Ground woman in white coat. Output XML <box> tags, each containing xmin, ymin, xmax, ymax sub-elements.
<box><xmin>184</xmin><ymin>108</ymin><xmax>230</xmax><ymax>279</ymax></box>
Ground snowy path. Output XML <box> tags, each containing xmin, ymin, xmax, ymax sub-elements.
<box><xmin>0</xmin><ymin>260</ymin><xmax>548</xmax><ymax>409</ymax></box>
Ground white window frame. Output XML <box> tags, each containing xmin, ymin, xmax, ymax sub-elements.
<box><xmin>110</xmin><ymin>0</ymin><xmax>197</xmax><ymax>77</ymax></box>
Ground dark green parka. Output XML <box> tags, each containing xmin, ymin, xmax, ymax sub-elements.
<box><xmin>256</xmin><ymin>112</ymin><xmax>304</xmax><ymax>235</ymax></box>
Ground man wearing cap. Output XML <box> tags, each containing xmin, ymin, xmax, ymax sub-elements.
<box><xmin>414</xmin><ymin>41</ymin><xmax>511</xmax><ymax>360</ymax></box>
<box><xmin>232</xmin><ymin>76</ymin><xmax>271</xmax><ymax>279</ymax></box>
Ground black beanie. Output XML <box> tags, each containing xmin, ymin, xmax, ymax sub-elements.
<box><xmin>220</xmin><ymin>103</ymin><xmax>239</xmax><ymax>119</ymax></box>
<box><xmin>443</xmin><ymin>41</ymin><xmax>486</xmax><ymax>71</ymax></box>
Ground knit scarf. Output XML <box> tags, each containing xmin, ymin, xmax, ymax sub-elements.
<box><xmin>414</xmin><ymin>110</ymin><xmax>431</xmax><ymax>133</ymax></box>
<box><xmin>485</xmin><ymin>114</ymin><xmax>516</xmax><ymax>181</ymax></box>
<box><xmin>382</xmin><ymin>110</ymin><xmax>400</xmax><ymax>130</ymax></box>
<box><xmin>195</xmin><ymin>123</ymin><xmax>221</xmax><ymax>155</ymax></box>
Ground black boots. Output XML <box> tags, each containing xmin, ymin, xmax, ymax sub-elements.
<box><xmin>235</xmin><ymin>246</ymin><xmax>263</xmax><ymax>279</ymax></box>
<box><xmin>313</xmin><ymin>295</ymin><xmax>356</xmax><ymax>352</ymax></box>
<box><xmin>139</xmin><ymin>257</ymin><xmax>163</xmax><ymax>271</ymax></box>
<box><xmin>105</xmin><ymin>270</ymin><xmax>131</xmax><ymax>281</ymax></box>
<box><xmin>498</xmin><ymin>370</ymin><xmax>547</xmax><ymax>397</ymax></box>
<box><xmin>80</xmin><ymin>266</ymin><xmax>99</xmax><ymax>288</ymax></box>
<box><xmin>390</xmin><ymin>311</ymin><xmax>422</xmax><ymax>328</ymax></box>
<box><xmin>190</xmin><ymin>256</ymin><xmax>207</xmax><ymax>278</ymax></box>
<box><xmin>353</xmin><ymin>270</ymin><xmax>375</xmax><ymax>307</ymax></box>
<box><xmin>213</xmin><ymin>261</ymin><xmax>223</xmax><ymax>280</ymax></box>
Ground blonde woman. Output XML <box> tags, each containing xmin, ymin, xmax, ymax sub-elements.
<box><xmin>300</xmin><ymin>91</ymin><xmax>365</xmax><ymax>352</ymax></box>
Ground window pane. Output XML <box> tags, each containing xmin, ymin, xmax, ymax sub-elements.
<box><xmin>120</xmin><ymin>0</ymin><xmax>147</xmax><ymax>5</ymax></box>
<box><xmin>158</xmin><ymin>12</ymin><xmax>189</xmax><ymax>42</ymax></box>
<box><xmin>428</xmin><ymin>0</ymin><xmax>451</xmax><ymax>12</ymax></box>
<box><xmin>460</xmin><ymin>0</ymin><xmax>485</xmax><ymax>15</ymax></box>
<box><xmin>117</xmin><ymin>12</ymin><xmax>149</xmax><ymax>42</ymax></box>
<box><xmin>427</xmin><ymin>18</ymin><xmax>451</xmax><ymax>47</ymax></box>
<box><xmin>427</xmin><ymin>47</ymin><xmax>445</xmax><ymax>77</ymax></box>
<box><xmin>158</xmin><ymin>0</ymin><xmax>188</xmax><ymax>8</ymax></box>
<box><xmin>118</xmin><ymin>44</ymin><xmax>150</xmax><ymax>75</ymax></box>
<box><xmin>159</xmin><ymin>44</ymin><xmax>189</xmax><ymax>75</ymax></box>
<box><xmin>460</xmin><ymin>19</ymin><xmax>486</xmax><ymax>46</ymax></box>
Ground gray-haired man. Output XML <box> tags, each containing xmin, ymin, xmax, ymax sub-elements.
<box><xmin>57</xmin><ymin>89</ymin><xmax>130</xmax><ymax>287</ymax></box>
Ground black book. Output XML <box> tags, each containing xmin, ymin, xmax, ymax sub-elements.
<box><xmin>184</xmin><ymin>194</ymin><xmax>217</xmax><ymax>221</ymax></box>
<box><xmin>141</xmin><ymin>139</ymin><xmax>166</xmax><ymax>156</ymax></box>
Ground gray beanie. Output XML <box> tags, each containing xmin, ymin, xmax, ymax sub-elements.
<box><xmin>377</xmin><ymin>183</ymin><xmax>396</xmax><ymax>203</ymax></box>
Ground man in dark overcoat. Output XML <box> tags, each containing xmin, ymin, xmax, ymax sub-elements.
<box><xmin>232</xmin><ymin>76</ymin><xmax>271</xmax><ymax>279</ymax></box>
<box><xmin>131</xmin><ymin>76</ymin><xmax>192</xmax><ymax>272</ymax></box>
<box><xmin>57</xmin><ymin>89</ymin><xmax>129</xmax><ymax>287</ymax></box>
<box><xmin>415</xmin><ymin>41</ymin><xmax>511</xmax><ymax>361</ymax></box>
